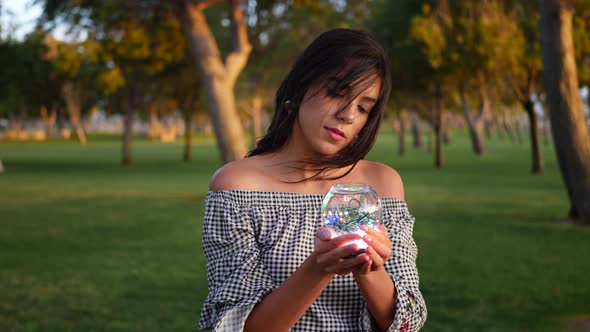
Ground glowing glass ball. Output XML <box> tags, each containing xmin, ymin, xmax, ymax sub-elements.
<box><xmin>321</xmin><ymin>183</ymin><xmax>382</xmax><ymax>249</ymax></box>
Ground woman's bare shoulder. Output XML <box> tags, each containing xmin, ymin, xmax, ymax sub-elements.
<box><xmin>209</xmin><ymin>157</ymin><xmax>273</xmax><ymax>191</ymax></box>
<box><xmin>357</xmin><ymin>160</ymin><xmax>405</xmax><ymax>200</ymax></box>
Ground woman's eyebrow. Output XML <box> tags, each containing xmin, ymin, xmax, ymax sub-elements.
<box><xmin>361</xmin><ymin>96</ymin><xmax>377</xmax><ymax>103</ymax></box>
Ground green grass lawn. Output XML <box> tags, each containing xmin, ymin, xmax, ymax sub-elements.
<box><xmin>1</xmin><ymin>131</ymin><xmax>589</xmax><ymax>331</ymax></box>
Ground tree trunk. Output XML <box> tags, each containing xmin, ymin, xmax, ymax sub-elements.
<box><xmin>442</xmin><ymin>126</ymin><xmax>450</xmax><ymax>145</ymax></box>
<box><xmin>502</xmin><ymin>109</ymin><xmax>517</xmax><ymax>144</ymax></box>
<box><xmin>543</xmin><ymin>113</ymin><xmax>552</xmax><ymax>145</ymax></box>
<box><xmin>434</xmin><ymin>85</ymin><xmax>445</xmax><ymax>168</ymax></box>
<box><xmin>177</xmin><ymin>0</ymin><xmax>251</xmax><ymax>164</ymax></box>
<box><xmin>516</xmin><ymin>63</ymin><xmax>543</xmax><ymax>171</ymax></box>
<box><xmin>484</xmin><ymin>115</ymin><xmax>494</xmax><ymax>140</ymax></box>
<box><xmin>460</xmin><ymin>89</ymin><xmax>486</xmax><ymax>155</ymax></box>
<box><xmin>539</xmin><ymin>0</ymin><xmax>590</xmax><ymax>224</ymax></box>
<box><xmin>391</xmin><ymin>117</ymin><xmax>399</xmax><ymax>137</ymax></box>
<box><xmin>493</xmin><ymin>114</ymin><xmax>505</xmax><ymax>141</ymax></box>
<box><xmin>56</xmin><ymin>106</ymin><xmax>66</xmax><ymax>134</ymax></box>
<box><xmin>251</xmin><ymin>89</ymin><xmax>263</xmax><ymax>149</ymax></box>
<box><xmin>40</xmin><ymin>105</ymin><xmax>57</xmax><ymax>138</ymax></box>
<box><xmin>522</xmin><ymin>98</ymin><xmax>544</xmax><ymax>173</ymax></box>
<box><xmin>409</xmin><ymin>111</ymin><xmax>423</xmax><ymax>148</ymax></box>
<box><xmin>398</xmin><ymin>110</ymin><xmax>407</xmax><ymax>156</ymax></box>
<box><xmin>183</xmin><ymin>108</ymin><xmax>194</xmax><ymax>162</ymax></box>
<box><xmin>122</xmin><ymin>85</ymin><xmax>135</xmax><ymax>167</ymax></box>
<box><xmin>148</xmin><ymin>101</ymin><xmax>162</xmax><ymax>141</ymax></box>
<box><xmin>515</xmin><ymin>117</ymin><xmax>526</xmax><ymax>145</ymax></box>
<box><xmin>62</xmin><ymin>81</ymin><xmax>87</xmax><ymax>144</ymax></box>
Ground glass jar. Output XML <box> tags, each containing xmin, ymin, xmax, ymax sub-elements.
<box><xmin>320</xmin><ymin>182</ymin><xmax>382</xmax><ymax>250</ymax></box>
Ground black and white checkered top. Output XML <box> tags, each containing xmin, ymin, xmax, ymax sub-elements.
<box><xmin>199</xmin><ymin>190</ymin><xmax>427</xmax><ymax>331</ymax></box>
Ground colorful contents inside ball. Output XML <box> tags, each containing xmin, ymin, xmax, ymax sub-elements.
<box><xmin>321</xmin><ymin>183</ymin><xmax>382</xmax><ymax>249</ymax></box>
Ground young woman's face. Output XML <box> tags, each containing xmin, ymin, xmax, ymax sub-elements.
<box><xmin>292</xmin><ymin>77</ymin><xmax>381</xmax><ymax>157</ymax></box>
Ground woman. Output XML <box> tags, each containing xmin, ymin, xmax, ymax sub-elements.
<box><xmin>199</xmin><ymin>28</ymin><xmax>427</xmax><ymax>332</ymax></box>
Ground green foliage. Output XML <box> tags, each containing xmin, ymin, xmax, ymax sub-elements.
<box><xmin>38</xmin><ymin>0</ymin><xmax>187</xmax><ymax>94</ymax></box>
<box><xmin>410</xmin><ymin>13</ymin><xmax>447</xmax><ymax>70</ymax></box>
<box><xmin>410</xmin><ymin>0</ymin><xmax>525</xmax><ymax>89</ymax></box>
<box><xmin>370</xmin><ymin>0</ymin><xmax>590</xmax><ymax>115</ymax></box>
<box><xmin>370</xmin><ymin>0</ymin><xmax>436</xmax><ymax>87</ymax></box>
<box><xmin>0</xmin><ymin>29</ymin><xmax>58</xmax><ymax>117</ymax></box>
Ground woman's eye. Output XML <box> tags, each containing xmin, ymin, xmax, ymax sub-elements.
<box><xmin>358</xmin><ymin>105</ymin><xmax>369</xmax><ymax>114</ymax></box>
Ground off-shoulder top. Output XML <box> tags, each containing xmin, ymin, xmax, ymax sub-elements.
<box><xmin>198</xmin><ymin>190</ymin><xmax>427</xmax><ymax>331</ymax></box>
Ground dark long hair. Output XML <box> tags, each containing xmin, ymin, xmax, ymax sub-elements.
<box><xmin>247</xmin><ymin>28</ymin><xmax>391</xmax><ymax>180</ymax></box>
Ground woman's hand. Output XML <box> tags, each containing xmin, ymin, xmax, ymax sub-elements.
<box><xmin>354</xmin><ymin>224</ymin><xmax>391</xmax><ymax>275</ymax></box>
<box><xmin>313</xmin><ymin>227</ymin><xmax>368</xmax><ymax>276</ymax></box>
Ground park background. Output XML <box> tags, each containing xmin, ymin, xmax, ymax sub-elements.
<box><xmin>1</xmin><ymin>0</ymin><xmax>590</xmax><ymax>331</ymax></box>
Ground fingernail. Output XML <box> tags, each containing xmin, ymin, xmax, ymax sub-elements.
<box><xmin>364</xmin><ymin>236</ymin><xmax>372</xmax><ymax>244</ymax></box>
<box><xmin>360</xmin><ymin>225</ymin><xmax>368</xmax><ymax>232</ymax></box>
<box><xmin>318</xmin><ymin>228</ymin><xmax>332</xmax><ymax>240</ymax></box>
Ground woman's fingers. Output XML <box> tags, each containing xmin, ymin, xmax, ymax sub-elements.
<box><xmin>359</xmin><ymin>225</ymin><xmax>392</xmax><ymax>271</ymax></box>
<box><xmin>361</xmin><ymin>226</ymin><xmax>390</xmax><ymax>254</ymax></box>
<box><xmin>314</xmin><ymin>226</ymin><xmax>390</xmax><ymax>275</ymax></box>
<box><xmin>364</xmin><ymin>245</ymin><xmax>385</xmax><ymax>269</ymax></box>
<box><xmin>317</xmin><ymin>227</ymin><xmax>333</xmax><ymax>240</ymax></box>
<box><xmin>362</xmin><ymin>224</ymin><xmax>389</xmax><ymax>242</ymax></box>
<box><xmin>324</xmin><ymin>254</ymin><xmax>369</xmax><ymax>275</ymax></box>
<box><xmin>353</xmin><ymin>254</ymin><xmax>372</xmax><ymax>275</ymax></box>
<box><xmin>363</xmin><ymin>235</ymin><xmax>390</xmax><ymax>259</ymax></box>
<box><xmin>316</xmin><ymin>243</ymin><xmax>360</xmax><ymax>265</ymax></box>
<box><xmin>315</xmin><ymin>242</ymin><xmax>376</xmax><ymax>275</ymax></box>
<box><xmin>315</xmin><ymin>229</ymin><xmax>362</xmax><ymax>253</ymax></box>
<box><xmin>325</xmin><ymin>257</ymin><xmax>363</xmax><ymax>272</ymax></box>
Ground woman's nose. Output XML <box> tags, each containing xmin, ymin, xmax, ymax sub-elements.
<box><xmin>336</xmin><ymin>104</ymin><xmax>356</xmax><ymax>123</ymax></box>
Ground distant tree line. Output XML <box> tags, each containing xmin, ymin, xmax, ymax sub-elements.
<box><xmin>0</xmin><ymin>0</ymin><xmax>589</xmax><ymax>223</ymax></box>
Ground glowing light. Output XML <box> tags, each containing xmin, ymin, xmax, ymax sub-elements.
<box><xmin>320</xmin><ymin>182</ymin><xmax>382</xmax><ymax>247</ymax></box>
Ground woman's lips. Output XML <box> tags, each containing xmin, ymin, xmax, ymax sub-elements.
<box><xmin>325</xmin><ymin>127</ymin><xmax>345</xmax><ymax>141</ymax></box>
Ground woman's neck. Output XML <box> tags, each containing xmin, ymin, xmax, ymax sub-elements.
<box><xmin>258</xmin><ymin>148</ymin><xmax>355</xmax><ymax>183</ymax></box>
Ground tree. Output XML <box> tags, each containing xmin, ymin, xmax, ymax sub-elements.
<box><xmin>157</xmin><ymin>56</ymin><xmax>202</xmax><ymax>162</ymax></box>
<box><xmin>502</xmin><ymin>1</ymin><xmax>545</xmax><ymax>174</ymax></box>
<box><xmin>407</xmin><ymin>0</ymin><xmax>454</xmax><ymax>168</ymax></box>
<box><xmin>370</xmin><ymin>0</ymin><xmax>450</xmax><ymax>168</ymax></box>
<box><xmin>102</xmin><ymin>10</ymin><xmax>185</xmax><ymax>166</ymax></box>
<box><xmin>46</xmin><ymin>35</ymin><xmax>106</xmax><ymax>144</ymax></box>
<box><xmin>0</xmin><ymin>29</ymin><xmax>61</xmax><ymax>139</ymax></box>
<box><xmin>412</xmin><ymin>1</ymin><xmax>524</xmax><ymax>157</ymax></box>
<box><xmin>39</xmin><ymin>0</ymin><xmax>186</xmax><ymax>165</ymax></box>
<box><xmin>174</xmin><ymin>0</ymin><xmax>251</xmax><ymax>163</ymax></box>
<box><xmin>539</xmin><ymin>0</ymin><xmax>590</xmax><ymax>224</ymax></box>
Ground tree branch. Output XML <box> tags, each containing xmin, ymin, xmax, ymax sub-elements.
<box><xmin>196</xmin><ymin>0</ymin><xmax>225</xmax><ymax>11</ymax></box>
<box><xmin>179</xmin><ymin>0</ymin><xmax>226</xmax><ymax>80</ymax></box>
<box><xmin>460</xmin><ymin>88</ymin><xmax>475</xmax><ymax>126</ymax></box>
<box><xmin>226</xmin><ymin>0</ymin><xmax>252</xmax><ymax>86</ymax></box>
<box><xmin>476</xmin><ymin>86</ymin><xmax>489</xmax><ymax>123</ymax></box>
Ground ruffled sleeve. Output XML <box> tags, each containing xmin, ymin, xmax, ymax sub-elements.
<box><xmin>198</xmin><ymin>192</ymin><xmax>277</xmax><ymax>331</ymax></box>
<box><xmin>360</xmin><ymin>200</ymin><xmax>427</xmax><ymax>332</ymax></box>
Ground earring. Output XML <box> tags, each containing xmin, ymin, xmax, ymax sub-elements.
<box><xmin>285</xmin><ymin>100</ymin><xmax>292</xmax><ymax>113</ymax></box>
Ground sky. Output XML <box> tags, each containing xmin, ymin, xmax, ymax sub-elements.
<box><xmin>2</xmin><ymin>1</ymin><xmax>43</xmax><ymax>39</ymax></box>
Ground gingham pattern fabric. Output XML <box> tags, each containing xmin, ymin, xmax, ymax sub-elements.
<box><xmin>199</xmin><ymin>190</ymin><xmax>427</xmax><ymax>332</ymax></box>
